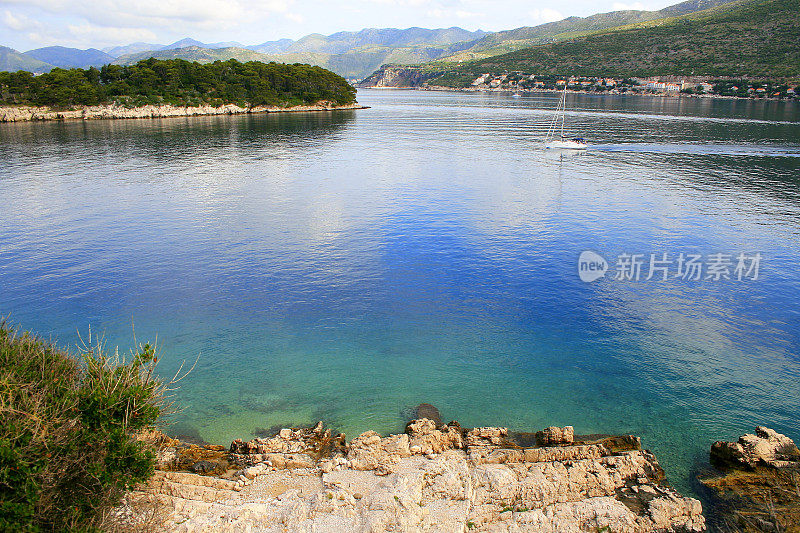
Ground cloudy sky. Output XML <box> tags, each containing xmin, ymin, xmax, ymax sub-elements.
<box><xmin>2</xmin><ymin>0</ymin><xmax>678</xmax><ymax>51</ymax></box>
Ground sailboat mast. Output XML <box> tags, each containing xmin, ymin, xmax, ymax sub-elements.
<box><xmin>561</xmin><ymin>85</ymin><xmax>566</xmax><ymax>139</ymax></box>
<box><xmin>544</xmin><ymin>79</ymin><xmax>587</xmax><ymax>149</ymax></box>
<box><xmin>545</xmin><ymin>82</ymin><xmax>569</xmax><ymax>143</ymax></box>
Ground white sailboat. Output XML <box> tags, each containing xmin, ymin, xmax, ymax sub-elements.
<box><xmin>544</xmin><ymin>85</ymin><xmax>587</xmax><ymax>150</ymax></box>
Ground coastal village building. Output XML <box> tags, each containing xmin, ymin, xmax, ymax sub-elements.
<box><xmin>645</xmin><ymin>81</ymin><xmax>683</xmax><ymax>92</ymax></box>
<box><xmin>461</xmin><ymin>74</ymin><xmax>791</xmax><ymax>99</ymax></box>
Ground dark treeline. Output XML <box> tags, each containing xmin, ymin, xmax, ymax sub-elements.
<box><xmin>0</xmin><ymin>58</ymin><xmax>357</xmax><ymax>108</ymax></box>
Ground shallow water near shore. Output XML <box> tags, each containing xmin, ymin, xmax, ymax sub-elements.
<box><xmin>2</xmin><ymin>90</ymin><xmax>800</xmax><ymax>496</ymax></box>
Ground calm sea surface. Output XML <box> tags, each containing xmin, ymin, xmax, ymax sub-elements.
<box><xmin>2</xmin><ymin>90</ymin><xmax>800</xmax><ymax>495</ymax></box>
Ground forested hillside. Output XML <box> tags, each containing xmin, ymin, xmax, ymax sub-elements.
<box><xmin>437</xmin><ymin>0</ymin><xmax>741</xmax><ymax>62</ymax></box>
<box><xmin>426</xmin><ymin>0</ymin><xmax>799</xmax><ymax>86</ymax></box>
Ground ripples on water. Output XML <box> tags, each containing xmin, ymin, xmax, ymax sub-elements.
<box><xmin>1</xmin><ymin>90</ymin><xmax>799</xmax><ymax>495</ymax></box>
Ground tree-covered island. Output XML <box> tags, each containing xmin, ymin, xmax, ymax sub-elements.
<box><xmin>0</xmin><ymin>58</ymin><xmax>357</xmax><ymax>109</ymax></box>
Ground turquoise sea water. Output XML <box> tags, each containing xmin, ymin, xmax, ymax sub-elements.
<box><xmin>2</xmin><ymin>90</ymin><xmax>800</xmax><ymax>495</ymax></box>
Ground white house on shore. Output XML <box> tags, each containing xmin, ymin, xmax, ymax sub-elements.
<box><xmin>645</xmin><ymin>81</ymin><xmax>684</xmax><ymax>92</ymax></box>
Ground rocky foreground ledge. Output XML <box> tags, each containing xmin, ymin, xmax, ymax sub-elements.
<box><xmin>117</xmin><ymin>417</ymin><xmax>706</xmax><ymax>532</ymax></box>
<box><xmin>700</xmin><ymin>426</ymin><xmax>800</xmax><ymax>532</ymax></box>
<box><xmin>0</xmin><ymin>102</ymin><xmax>367</xmax><ymax>122</ymax></box>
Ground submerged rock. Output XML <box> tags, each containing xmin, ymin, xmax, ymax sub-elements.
<box><xmin>413</xmin><ymin>403</ymin><xmax>442</xmax><ymax>426</ymax></box>
<box><xmin>401</xmin><ymin>402</ymin><xmax>443</xmax><ymax>426</ymax></box>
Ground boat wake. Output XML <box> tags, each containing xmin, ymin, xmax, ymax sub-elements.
<box><xmin>589</xmin><ymin>143</ymin><xmax>800</xmax><ymax>158</ymax></box>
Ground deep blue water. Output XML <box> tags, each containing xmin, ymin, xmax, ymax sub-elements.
<box><xmin>2</xmin><ymin>90</ymin><xmax>800</xmax><ymax>495</ymax></box>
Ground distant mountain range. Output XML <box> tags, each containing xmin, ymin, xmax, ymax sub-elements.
<box><xmin>0</xmin><ymin>28</ymin><xmax>487</xmax><ymax>80</ymax></box>
<box><xmin>99</xmin><ymin>38</ymin><xmax>245</xmax><ymax>58</ymax></box>
<box><xmin>0</xmin><ymin>46</ymin><xmax>53</xmax><ymax>73</ymax></box>
<box><xmin>110</xmin><ymin>28</ymin><xmax>488</xmax><ymax>79</ymax></box>
<box><xmin>113</xmin><ymin>46</ymin><xmax>270</xmax><ymax>66</ymax></box>
<box><xmin>24</xmin><ymin>46</ymin><xmax>115</xmax><ymax>69</ymax></box>
<box><xmin>0</xmin><ymin>0</ymin><xmax>773</xmax><ymax>81</ymax></box>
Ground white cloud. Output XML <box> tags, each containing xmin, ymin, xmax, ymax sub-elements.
<box><xmin>529</xmin><ymin>8</ymin><xmax>564</xmax><ymax>23</ymax></box>
<box><xmin>0</xmin><ymin>0</ymin><xmax>298</xmax><ymax>29</ymax></box>
<box><xmin>4</xmin><ymin>7</ymin><xmax>158</xmax><ymax>47</ymax></box>
<box><xmin>3</xmin><ymin>9</ymin><xmax>37</xmax><ymax>30</ymax></box>
<box><xmin>67</xmin><ymin>23</ymin><xmax>158</xmax><ymax>44</ymax></box>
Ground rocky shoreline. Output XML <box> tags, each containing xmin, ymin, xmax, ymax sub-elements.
<box><xmin>109</xmin><ymin>412</ymin><xmax>800</xmax><ymax>532</ymax></box>
<box><xmin>700</xmin><ymin>427</ymin><xmax>800</xmax><ymax>532</ymax></box>
<box><xmin>358</xmin><ymin>83</ymin><xmax>792</xmax><ymax>102</ymax></box>
<box><xmin>117</xmin><ymin>415</ymin><xmax>715</xmax><ymax>532</ymax></box>
<box><xmin>0</xmin><ymin>101</ymin><xmax>368</xmax><ymax>123</ymax></box>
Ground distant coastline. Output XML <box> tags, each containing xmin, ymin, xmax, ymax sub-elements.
<box><xmin>0</xmin><ymin>101</ymin><xmax>368</xmax><ymax>123</ymax></box>
<box><xmin>362</xmin><ymin>85</ymin><xmax>798</xmax><ymax>102</ymax></box>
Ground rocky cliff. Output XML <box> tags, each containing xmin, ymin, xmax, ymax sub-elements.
<box><xmin>0</xmin><ymin>102</ymin><xmax>367</xmax><ymax>123</ymax></box>
<box><xmin>115</xmin><ymin>419</ymin><xmax>706</xmax><ymax>532</ymax></box>
<box><xmin>358</xmin><ymin>66</ymin><xmax>438</xmax><ymax>88</ymax></box>
<box><xmin>701</xmin><ymin>426</ymin><xmax>800</xmax><ymax>532</ymax></box>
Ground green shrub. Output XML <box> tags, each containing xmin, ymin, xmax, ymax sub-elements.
<box><xmin>0</xmin><ymin>321</ymin><xmax>166</xmax><ymax>531</ymax></box>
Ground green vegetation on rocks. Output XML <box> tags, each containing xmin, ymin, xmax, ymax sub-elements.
<box><xmin>0</xmin><ymin>321</ymin><xmax>167</xmax><ymax>531</ymax></box>
<box><xmin>0</xmin><ymin>58</ymin><xmax>357</xmax><ymax>109</ymax></box>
